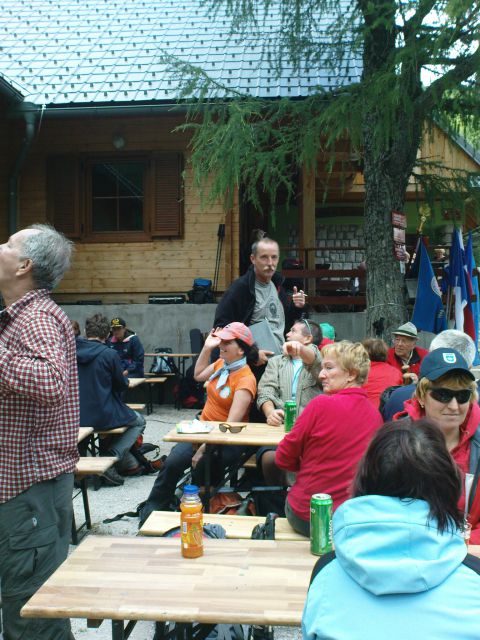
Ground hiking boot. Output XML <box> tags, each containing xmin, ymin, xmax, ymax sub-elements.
<box><xmin>102</xmin><ymin>467</ymin><xmax>125</xmax><ymax>487</ymax></box>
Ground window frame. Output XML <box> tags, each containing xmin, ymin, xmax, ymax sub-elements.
<box><xmin>46</xmin><ymin>151</ymin><xmax>184</xmax><ymax>243</ymax></box>
<box><xmin>83</xmin><ymin>154</ymin><xmax>151</xmax><ymax>243</ymax></box>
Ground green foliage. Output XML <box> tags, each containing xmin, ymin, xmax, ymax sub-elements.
<box><xmin>167</xmin><ymin>0</ymin><xmax>480</xmax><ymax>218</ymax></box>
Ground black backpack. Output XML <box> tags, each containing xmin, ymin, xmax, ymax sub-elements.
<box><xmin>188</xmin><ymin>278</ymin><xmax>215</xmax><ymax>304</ymax></box>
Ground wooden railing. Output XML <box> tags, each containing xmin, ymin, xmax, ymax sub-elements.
<box><xmin>282</xmin><ymin>268</ymin><xmax>366</xmax><ymax>309</ymax></box>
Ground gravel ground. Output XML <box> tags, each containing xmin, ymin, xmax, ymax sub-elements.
<box><xmin>70</xmin><ymin>405</ymin><xmax>302</xmax><ymax>640</ymax></box>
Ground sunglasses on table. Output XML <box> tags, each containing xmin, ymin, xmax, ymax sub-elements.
<box><xmin>427</xmin><ymin>387</ymin><xmax>472</xmax><ymax>404</ymax></box>
<box><xmin>218</xmin><ymin>423</ymin><xmax>247</xmax><ymax>433</ymax></box>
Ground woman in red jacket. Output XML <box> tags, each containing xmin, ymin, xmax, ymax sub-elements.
<box><xmin>362</xmin><ymin>338</ymin><xmax>403</xmax><ymax>409</ymax></box>
<box><xmin>394</xmin><ymin>347</ymin><xmax>480</xmax><ymax>544</ymax></box>
<box><xmin>275</xmin><ymin>341</ymin><xmax>383</xmax><ymax>536</ymax></box>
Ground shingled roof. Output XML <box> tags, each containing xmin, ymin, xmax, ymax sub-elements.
<box><xmin>0</xmin><ymin>0</ymin><xmax>361</xmax><ymax>108</ymax></box>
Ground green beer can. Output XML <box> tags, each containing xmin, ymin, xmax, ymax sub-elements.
<box><xmin>310</xmin><ymin>493</ymin><xmax>333</xmax><ymax>556</ymax></box>
<box><xmin>284</xmin><ymin>400</ymin><xmax>297</xmax><ymax>432</ymax></box>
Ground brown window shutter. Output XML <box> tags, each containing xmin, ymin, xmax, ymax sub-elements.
<box><xmin>151</xmin><ymin>153</ymin><xmax>184</xmax><ymax>237</ymax></box>
<box><xmin>46</xmin><ymin>156</ymin><xmax>82</xmax><ymax>238</ymax></box>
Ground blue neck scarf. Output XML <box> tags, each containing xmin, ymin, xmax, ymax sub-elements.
<box><xmin>208</xmin><ymin>357</ymin><xmax>247</xmax><ymax>389</ymax></box>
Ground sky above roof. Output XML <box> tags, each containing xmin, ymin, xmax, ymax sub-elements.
<box><xmin>0</xmin><ymin>0</ymin><xmax>361</xmax><ymax>107</ymax></box>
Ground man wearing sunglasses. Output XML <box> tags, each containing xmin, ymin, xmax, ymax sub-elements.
<box><xmin>393</xmin><ymin>347</ymin><xmax>480</xmax><ymax>545</ymax></box>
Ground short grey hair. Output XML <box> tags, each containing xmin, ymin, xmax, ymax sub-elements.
<box><xmin>20</xmin><ymin>224</ymin><xmax>74</xmax><ymax>290</ymax></box>
<box><xmin>429</xmin><ymin>329</ymin><xmax>477</xmax><ymax>368</ymax></box>
<box><xmin>251</xmin><ymin>237</ymin><xmax>278</xmax><ymax>256</ymax></box>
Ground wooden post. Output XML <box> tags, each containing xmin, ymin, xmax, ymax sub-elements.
<box><xmin>299</xmin><ymin>165</ymin><xmax>316</xmax><ymax>296</ymax></box>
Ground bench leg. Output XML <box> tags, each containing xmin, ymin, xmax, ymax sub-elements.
<box><xmin>71</xmin><ymin>510</ymin><xmax>79</xmax><ymax>546</ymax></box>
<box><xmin>81</xmin><ymin>478</ymin><xmax>92</xmax><ymax>529</ymax></box>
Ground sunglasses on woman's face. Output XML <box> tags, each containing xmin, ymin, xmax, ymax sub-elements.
<box><xmin>428</xmin><ymin>387</ymin><xmax>472</xmax><ymax>404</ymax></box>
<box><xmin>218</xmin><ymin>423</ymin><xmax>247</xmax><ymax>433</ymax></box>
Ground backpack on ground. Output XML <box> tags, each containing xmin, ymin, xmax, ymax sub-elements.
<box><xmin>209</xmin><ymin>491</ymin><xmax>256</xmax><ymax>515</ymax></box>
<box><xmin>188</xmin><ymin>278</ymin><xmax>215</xmax><ymax>304</ymax></box>
<box><xmin>173</xmin><ymin>364</ymin><xmax>205</xmax><ymax>409</ymax></box>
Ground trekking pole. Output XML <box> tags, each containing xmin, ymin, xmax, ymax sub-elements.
<box><xmin>213</xmin><ymin>224</ymin><xmax>225</xmax><ymax>295</ymax></box>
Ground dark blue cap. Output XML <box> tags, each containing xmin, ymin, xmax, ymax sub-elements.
<box><xmin>419</xmin><ymin>348</ymin><xmax>475</xmax><ymax>382</ymax></box>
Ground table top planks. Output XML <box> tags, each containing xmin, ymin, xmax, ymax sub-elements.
<box><xmin>75</xmin><ymin>457</ymin><xmax>118</xmax><ymax>476</ymax></box>
<box><xmin>77</xmin><ymin>427</ymin><xmax>93</xmax><ymax>443</ymax></box>
<box><xmin>22</xmin><ymin>536</ymin><xmax>316</xmax><ymax>626</ymax></box>
<box><xmin>127</xmin><ymin>377</ymin><xmax>146</xmax><ymax>388</ymax></box>
<box><xmin>164</xmin><ymin>422</ymin><xmax>286</xmax><ymax>447</ymax></box>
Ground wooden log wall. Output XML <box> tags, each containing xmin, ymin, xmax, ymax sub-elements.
<box><xmin>0</xmin><ymin>114</ymin><xmax>238</xmax><ymax>302</ymax></box>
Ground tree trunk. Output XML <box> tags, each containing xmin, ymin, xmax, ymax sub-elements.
<box><xmin>363</xmin><ymin>137</ymin><xmax>408</xmax><ymax>342</ymax></box>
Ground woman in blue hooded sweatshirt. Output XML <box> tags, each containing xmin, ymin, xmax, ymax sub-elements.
<box><xmin>303</xmin><ymin>419</ymin><xmax>480</xmax><ymax>640</ymax></box>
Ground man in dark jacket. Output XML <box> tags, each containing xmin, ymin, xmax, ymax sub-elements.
<box><xmin>77</xmin><ymin>313</ymin><xmax>146</xmax><ymax>485</ymax></box>
<box><xmin>214</xmin><ymin>237</ymin><xmax>307</xmax><ymax>364</ymax></box>
<box><xmin>107</xmin><ymin>316</ymin><xmax>145</xmax><ymax>377</ymax></box>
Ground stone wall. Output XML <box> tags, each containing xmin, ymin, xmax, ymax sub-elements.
<box><xmin>315</xmin><ymin>223</ymin><xmax>365</xmax><ymax>269</ymax></box>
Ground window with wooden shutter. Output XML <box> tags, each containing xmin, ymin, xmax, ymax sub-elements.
<box><xmin>46</xmin><ymin>152</ymin><xmax>184</xmax><ymax>242</ymax></box>
<box><xmin>151</xmin><ymin>153</ymin><xmax>184</xmax><ymax>237</ymax></box>
<box><xmin>46</xmin><ymin>156</ymin><xmax>82</xmax><ymax>238</ymax></box>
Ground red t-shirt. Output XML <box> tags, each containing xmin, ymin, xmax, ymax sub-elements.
<box><xmin>275</xmin><ymin>387</ymin><xmax>383</xmax><ymax>520</ymax></box>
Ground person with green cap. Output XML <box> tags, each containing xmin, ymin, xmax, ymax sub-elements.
<box><xmin>319</xmin><ymin>322</ymin><xmax>335</xmax><ymax>349</ymax></box>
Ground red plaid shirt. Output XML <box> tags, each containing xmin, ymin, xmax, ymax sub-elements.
<box><xmin>0</xmin><ymin>289</ymin><xmax>79</xmax><ymax>503</ymax></box>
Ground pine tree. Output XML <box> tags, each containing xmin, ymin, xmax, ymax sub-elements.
<box><xmin>172</xmin><ymin>0</ymin><xmax>480</xmax><ymax>338</ymax></box>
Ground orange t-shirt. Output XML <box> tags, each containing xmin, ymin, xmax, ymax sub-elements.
<box><xmin>200</xmin><ymin>359</ymin><xmax>257</xmax><ymax>422</ymax></box>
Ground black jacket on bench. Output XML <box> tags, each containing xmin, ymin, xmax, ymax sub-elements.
<box><xmin>76</xmin><ymin>337</ymin><xmax>136</xmax><ymax>429</ymax></box>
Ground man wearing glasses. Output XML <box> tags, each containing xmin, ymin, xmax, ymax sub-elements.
<box><xmin>386</xmin><ymin>322</ymin><xmax>428</xmax><ymax>384</ymax></box>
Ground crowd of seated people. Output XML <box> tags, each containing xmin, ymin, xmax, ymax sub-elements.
<box><xmin>68</xmin><ymin>301</ymin><xmax>480</xmax><ymax>639</ymax></box>
<box><xmin>70</xmin><ymin>298</ymin><xmax>480</xmax><ymax>552</ymax></box>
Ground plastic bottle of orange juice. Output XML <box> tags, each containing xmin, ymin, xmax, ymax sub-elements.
<box><xmin>180</xmin><ymin>484</ymin><xmax>204</xmax><ymax>558</ymax></box>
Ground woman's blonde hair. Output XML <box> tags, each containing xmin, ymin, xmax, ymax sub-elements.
<box><xmin>321</xmin><ymin>340</ymin><xmax>371</xmax><ymax>385</ymax></box>
<box><xmin>416</xmin><ymin>372</ymin><xmax>478</xmax><ymax>405</ymax></box>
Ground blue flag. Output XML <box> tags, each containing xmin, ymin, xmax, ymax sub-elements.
<box><xmin>465</xmin><ymin>233</ymin><xmax>480</xmax><ymax>365</ymax></box>
<box><xmin>411</xmin><ymin>242</ymin><xmax>447</xmax><ymax>333</ymax></box>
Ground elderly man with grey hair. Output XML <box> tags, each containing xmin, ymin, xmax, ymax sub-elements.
<box><xmin>382</xmin><ymin>329</ymin><xmax>478</xmax><ymax>421</ymax></box>
<box><xmin>0</xmin><ymin>224</ymin><xmax>79</xmax><ymax>639</ymax></box>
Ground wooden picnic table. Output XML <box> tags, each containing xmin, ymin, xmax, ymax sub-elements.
<box><xmin>22</xmin><ymin>535</ymin><xmax>316</xmax><ymax>640</ymax></box>
<box><xmin>163</xmin><ymin>421</ymin><xmax>285</xmax><ymax>448</ymax></box>
<box><xmin>164</xmin><ymin>422</ymin><xmax>286</xmax><ymax>510</ymax></box>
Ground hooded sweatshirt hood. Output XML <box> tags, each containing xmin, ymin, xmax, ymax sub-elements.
<box><xmin>76</xmin><ymin>336</ymin><xmax>107</xmax><ymax>364</ymax></box>
<box><xmin>333</xmin><ymin>495</ymin><xmax>466</xmax><ymax>596</ymax></box>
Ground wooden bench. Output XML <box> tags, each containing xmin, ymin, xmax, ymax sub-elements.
<box><xmin>138</xmin><ymin>510</ymin><xmax>307</xmax><ymax>541</ymax></box>
<box><xmin>78</xmin><ymin>427</ymin><xmax>93</xmax><ymax>443</ymax></box>
<box><xmin>72</xmin><ymin>456</ymin><xmax>118</xmax><ymax>545</ymax></box>
<box><xmin>243</xmin><ymin>454</ymin><xmax>257</xmax><ymax>469</ymax></box>
<box><xmin>126</xmin><ymin>403</ymin><xmax>146</xmax><ymax>412</ymax></box>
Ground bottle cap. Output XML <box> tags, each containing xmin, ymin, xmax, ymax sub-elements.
<box><xmin>183</xmin><ymin>484</ymin><xmax>199</xmax><ymax>494</ymax></box>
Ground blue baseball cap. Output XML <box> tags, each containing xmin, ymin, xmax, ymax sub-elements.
<box><xmin>419</xmin><ymin>348</ymin><xmax>475</xmax><ymax>382</ymax></box>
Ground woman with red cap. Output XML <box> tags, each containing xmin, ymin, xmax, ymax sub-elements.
<box><xmin>139</xmin><ymin>322</ymin><xmax>258</xmax><ymax>525</ymax></box>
